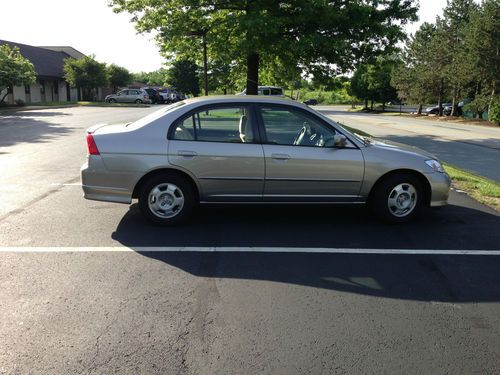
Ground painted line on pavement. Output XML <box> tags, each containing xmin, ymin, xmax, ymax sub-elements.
<box><xmin>0</xmin><ymin>247</ymin><xmax>499</xmax><ymax>254</ymax></box>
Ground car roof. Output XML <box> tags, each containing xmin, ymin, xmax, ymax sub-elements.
<box><xmin>182</xmin><ymin>95</ymin><xmax>306</xmax><ymax>108</ymax></box>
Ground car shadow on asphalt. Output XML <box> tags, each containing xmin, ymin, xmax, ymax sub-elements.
<box><xmin>112</xmin><ymin>201</ymin><xmax>499</xmax><ymax>250</ymax></box>
<box><xmin>111</xmin><ymin>202</ymin><xmax>500</xmax><ymax>302</ymax></box>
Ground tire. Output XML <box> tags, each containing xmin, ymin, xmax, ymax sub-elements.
<box><xmin>138</xmin><ymin>173</ymin><xmax>196</xmax><ymax>225</ymax></box>
<box><xmin>135</xmin><ymin>99</ymin><xmax>143</xmax><ymax>104</ymax></box>
<box><xmin>108</xmin><ymin>98</ymin><xmax>116</xmax><ymax>103</ymax></box>
<box><xmin>370</xmin><ymin>174</ymin><xmax>422</xmax><ymax>223</ymax></box>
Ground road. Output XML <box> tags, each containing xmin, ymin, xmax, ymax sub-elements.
<box><xmin>1</xmin><ymin>106</ymin><xmax>499</xmax><ymax>374</ymax></box>
<box><xmin>317</xmin><ymin>106</ymin><xmax>500</xmax><ymax>182</ymax></box>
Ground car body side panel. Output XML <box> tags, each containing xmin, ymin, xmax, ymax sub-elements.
<box><xmin>168</xmin><ymin>140</ymin><xmax>265</xmax><ymax>201</ymax></box>
<box><xmin>262</xmin><ymin>145</ymin><xmax>364</xmax><ymax>201</ymax></box>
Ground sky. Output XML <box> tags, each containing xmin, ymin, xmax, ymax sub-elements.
<box><xmin>0</xmin><ymin>0</ymin><xmax>448</xmax><ymax>73</ymax></box>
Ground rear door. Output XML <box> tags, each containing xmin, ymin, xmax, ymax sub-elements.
<box><xmin>168</xmin><ymin>104</ymin><xmax>265</xmax><ymax>202</ymax></box>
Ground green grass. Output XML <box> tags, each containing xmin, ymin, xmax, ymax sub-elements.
<box><xmin>443</xmin><ymin>163</ymin><xmax>500</xmax><ymax>210</ymax></box>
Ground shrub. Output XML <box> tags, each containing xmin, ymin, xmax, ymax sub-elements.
<box><xmin>15</xmin><ymin>98</ymin><xmax>25</xmax><ymax>106</ymax></box>
<box><xmin>489</xmin><ymin>96</ymin><xmax>500</xmax><ymax>124</ymax></box>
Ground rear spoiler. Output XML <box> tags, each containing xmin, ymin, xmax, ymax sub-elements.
<box><xmin>86</xmin><ymin>123</ymin><xmax>108</xmax><ymax>134</ymax></box>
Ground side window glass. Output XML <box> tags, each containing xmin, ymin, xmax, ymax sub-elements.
<box><xmin>120</xmin><ymin>90</ymin><xmax>128</xmax><ymax>95</ymax></box>
<box><xmin>262</xmin><ymin>89</ymin><xmax>270</xmax><ymax>95</ymax></box>
<box><xmin>260</xmin><ymin>107</ymin><xmax>336</xmax><ymax>147</ymax></box>
<box><xmin>172</xmin><ymin>106</ymin><xmax>254</xmax><ymax>143</ymax></box>
<box><xmin>271</xmin><ymin>88</ymin><xmax>283</xmax><ymax>95</ymax></box>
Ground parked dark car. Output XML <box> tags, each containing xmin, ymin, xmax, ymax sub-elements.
<box><xmin>425</xmin><ymin>103</ymin><xmax>451</xmax><ymax>115</ymax></box>
<box><xmin>303</xmin><ymin>99</ymin><xmax>318</xmax><ymax>106</ymax></box>
<box><xmin>443</xmin><ymin>102</ymin><xmax>464</xmax><ymax>116</ymax></box>
<box><xmin>143</xmin><ymin>88</ymin><xmax>163</xmax><ymax>104</ymax></box>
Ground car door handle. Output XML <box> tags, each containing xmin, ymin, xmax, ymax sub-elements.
<box><xmin>178</xmin><ymin>150</ymin><xmax>197</xmax><ymax>157</ymax></box>
<box><xmin>271</xmin><ymin>153</ymin><xmax>290</xmax><ymax>160</ymax></box>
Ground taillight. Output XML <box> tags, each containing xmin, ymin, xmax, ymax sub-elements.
<box><xmin>87</xmin><ymin>134</ymin><xmax>100</xmax><ymax>155</ymax></box>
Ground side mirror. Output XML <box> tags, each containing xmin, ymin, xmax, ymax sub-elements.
<box><xmin>333</xmin><ymin>134</ymin><xmax>347</xmax><ymax>148</ymax></box>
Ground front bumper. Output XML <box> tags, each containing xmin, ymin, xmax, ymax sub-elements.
<box><xmin>427</xmin><ymin>171</ymin><xmax>451</xmax><ymax>207</ymax></box>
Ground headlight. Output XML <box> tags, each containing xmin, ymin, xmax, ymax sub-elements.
<box><xmin>425</xmin><ymin>159</ymin><xmax>445</xmax><ymax>173</ymax></box>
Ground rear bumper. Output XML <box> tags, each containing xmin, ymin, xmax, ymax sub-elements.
<box><xmin>81</xmin><ymin>160</ymin><xmax>132</xmax><ymax>204</ymax></box>
<box><xmin>427</xmin><ymin>172</ymin><xmax>451</xmax><ymax>207</ymax></box>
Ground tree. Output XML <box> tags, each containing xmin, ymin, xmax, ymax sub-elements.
<box><xmin>441</xmin><ymin>0</ymin><xmax>478</xmax><ymax>116</ymax></box>
<box><xmin>462</xmin><ymin>0</ymin><xmax>499</xmax><ymax>119</ymax></box>
<box><xmin>110</xmin><ymin>0</ymin><xmax>418</xmax><ymax>95</ymax></box>
<box><xmin>350</xmin><ymin>65</ymin><xmax>371</xmax><ymax>109</ymax></box>
<box><xmin>107</xmin><ymin>64</ymin><xmax>132</xmax><ymax>92</ymax></box>
<box><xmin>0</xmin><ymin>44</ymin><xmax>36</xmax><ymax>104</ymax></box>
<box><xmin>166</xmin><ymin>59</ymin><xmax>200</xmax><ymax>96</ymax></box>
<box><xmin>367</xmin><ymin>57</ymin><xmax>400</xmax><ymax>111</ymax></box>
<box><xmin>64</xmin><ymin>55</ymin><xmax>108</xmax><ymax>101</ymax></box>
<box><xmin>132</xmin><ymin>69</ymin><xmax>168</xmax><ymax>86</ymax></box>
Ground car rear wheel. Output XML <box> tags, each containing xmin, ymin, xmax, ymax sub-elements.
<box><xmin>135</xmin><ymin>99</ymin><xmax>143</xmax><ymax>104</ymax></box>
<box><xmin>371</xmin><ymin>174</ymin><xmax>422</xmax><ymax>223</ymax></box>
<box><xmin>138</xmin><ymin>174</ymin><xmax>195</xmax><ymax>225</ymax></box>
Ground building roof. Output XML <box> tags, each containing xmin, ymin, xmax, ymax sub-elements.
<box><xmin>0</xmin><ymin>39</ymin><xmax>74</xmax><ymax>79</ymax></box>
<box><xmin>39</xmin><ymin>46</ymin><xmax>86</xmax><ymax>60</ymax></box>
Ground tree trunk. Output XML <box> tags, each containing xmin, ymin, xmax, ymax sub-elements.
<box><xmin>370</xmin><ymin>100</ymin><xmax>374</xmax><ymax>111</ymax></box>
<box><xmin>417</xmin><ymin>104</ymin><xmax>422</xmax><ymax>115</ymax></box>
<box><xmin>438</xmin><ymin>78</ymin><xmax>444</xmax><ymax>116</ymax></box>
<box><xmin>364</xmin><ymin>98</ymin><xmax>368</xmax><ymax>109</ymax></box>
<box><xmin>382</xmin><ymin>102</ymin><xmax>385</xmax><ymax>111</ymax></box>
<box><xmin>0</xmin><ymin>90</ymin><xmax>8</xmax><ymax>104</ymax></box>
<box><xmin>246</xmin><ymin>53</ymin><xmax>259</xmax><ymax>95</ymax></box>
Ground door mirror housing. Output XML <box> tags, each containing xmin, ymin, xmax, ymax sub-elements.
<box><xmin>333</xmin><ymin>134</ymin><xmax>347</xmax><ymax>148</ymax></box>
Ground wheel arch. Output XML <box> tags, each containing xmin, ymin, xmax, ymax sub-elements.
<box><xmin>368</xmin><ymin>169</ymin><xmax>432</xmax><ymax>206</ymax></box>
<box><xmin>132</xmin><ymin>167</ymin><xmax>200</xmax><ymax>202</ymax></box>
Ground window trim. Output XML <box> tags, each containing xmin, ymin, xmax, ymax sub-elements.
<box><xmin>167</xmin><ymin>103</ymin><xmax>262</xmax><ymax>144</ymax></box>
<box><xmin>255</xmin><ymin>104</ymin><xmax>359</xmax><ymax>149</ymax></box>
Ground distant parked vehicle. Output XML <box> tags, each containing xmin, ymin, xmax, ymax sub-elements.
<box><xmin>303</xmin><ymin>99</ymin><xmax>318</xmax><ymax>106</ymax></box>
<box><xmin>443</xmin><ymin>102</ymin><xmax>466</xmax><ymax>116</ymax></box>
<box><xmin>425</xmin><ymin>103</ymin><xmax>451</xmax><ymax>115</ymax></box>
<box><xmin>238</xmin><ymin>86</ymin><xmax>285</xmax><ymax>97</ymax></box>
<box><xmin>105</xmin><ymin>89</ymin><xmax>151</xmax><ymax>104</ymax></box>
<box><xmin>142</xmin><ymin>88</ymin><xmax>163</xmax><ymax>104</ymax></box>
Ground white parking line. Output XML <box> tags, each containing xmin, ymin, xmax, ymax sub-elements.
<box><xmin>0</xmin><ymin>247</ymin><xmax>499</xmax><ymax>254</ymax></box>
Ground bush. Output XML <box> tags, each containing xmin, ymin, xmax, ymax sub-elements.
<box><xmin>15</xmin><ymin>98</ymin><xmax>25</xmax><ymax>106</ymax></box>
<box><xmin>489</xmin><ymin>96</ymin><xmax>500</xmax><ymax>124</ymax></box>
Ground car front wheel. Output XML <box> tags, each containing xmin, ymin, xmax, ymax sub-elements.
<box><xmin>135</xmin><ymin>99</ymin><xmax>143</xmax><ymax>104</ymax></box>
<box><xmin>371</xmin><ymin>174</ymin><xmax>422</xmax><ymax>223</ymax></box>
<box><xmin>138</xmin><ymin>174</ymin><xmax>195</xmax><ymax>225</ymax></box>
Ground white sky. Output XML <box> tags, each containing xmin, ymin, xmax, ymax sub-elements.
<box><xmin>0</xmin><ymin>0</ymin><xmax>448</xmax><ymax>73</ymax></box>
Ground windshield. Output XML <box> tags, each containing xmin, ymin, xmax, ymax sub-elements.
<box><xmin>126</xmin><ymin>101</ymin><xmax>185</xmax><ymax>129</ymax></box>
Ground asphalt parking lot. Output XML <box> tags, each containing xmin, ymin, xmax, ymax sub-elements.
<box><xmin>1</xmin><ymin>106</ymin><xmax>499</xmax><ymax>374</ymax></box>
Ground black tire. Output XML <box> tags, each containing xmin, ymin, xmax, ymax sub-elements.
<box><xmin>135</xmin><ymin>99</ymin><xmax>143</xmax><ymax>104</ymax></box>
<box><xmin>370</xmin><ymin>174</ymin><xmax>423</xmax><ymax>223</ymax></box>
<box><xmin>108</xmin><ymin>98</ymin><xmax>116</xmax><ymax>103</ymax></box>
<box><xmin>138</xmin><ymin>173</ymin><xmax>196</xmax><ymax>225</ymax></box>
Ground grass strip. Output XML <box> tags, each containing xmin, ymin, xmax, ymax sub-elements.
<box><xmin>443</xmin><ymin>163</ymin><xmax>500</xmax><ymax>211</ymax></box>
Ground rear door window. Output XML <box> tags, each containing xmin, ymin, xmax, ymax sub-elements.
<box><xmin>172</xmin><ymin>106</ymin><xmax>255</xmax><ymax>143</ymax></box>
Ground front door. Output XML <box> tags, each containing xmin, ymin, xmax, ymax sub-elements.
<box><xmin>168</xmin><ymin>104</ymin><xmax>265</xmax><ymax>202</ymax></box>
<box><xmin>257</xmin><ymin>105</ymin><xmax>364</xmax><ymax>202</ymax></box>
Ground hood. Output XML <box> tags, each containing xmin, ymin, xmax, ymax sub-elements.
<box><xmin>369</xmin><ymin>138</ymin><xmax>438</xmax><ymax>160</ymax></box>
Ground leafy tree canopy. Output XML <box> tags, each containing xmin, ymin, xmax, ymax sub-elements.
<box><xmin>110</xmin><ymin>0</ymin><xmax>418</xmax><ymax>94</ymax></box>
<box><xmin>0</xmin><ymin>44</ymin><xmax>36</xmax><ymax>103</ymax></box>
<box><xmin>107</xmin><ymin>64</ymin><xmax>132</xmax><ymax>91</ymax></box>
<box><xmin>64</xmin><ymin>55</ymin><xmax>108</xmax><ymax>89</ymax></box>
<box><xmin>166</xmin><ymin>59</ymin><xmax>200</xmax><ymax>96</ymax></box>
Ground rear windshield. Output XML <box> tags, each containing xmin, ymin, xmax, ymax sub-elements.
<box><xmin>126</xmin><ymin>102</ymin><xmax>185</xmax><ymax>129</ymax></box>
